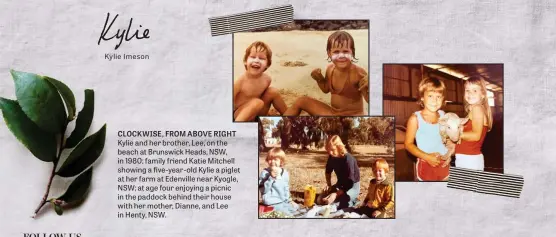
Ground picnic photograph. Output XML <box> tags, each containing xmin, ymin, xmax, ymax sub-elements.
<box><xmin>257</xmin><ymin>116</ymin><xmax>395</xmax><ymax>219</ymax></box>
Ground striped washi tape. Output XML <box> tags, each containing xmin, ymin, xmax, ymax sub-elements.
<box><xmin>447</xmin><ymin>167</ymin><xmax>479</xmax><ymax>192</ymax></box>
<box><xmin>447</xmin><ymin>167</ymin><xmax>524</xmax><ymax>198</ymax></box>
<box><xmin>208</xmin><ymin>4</ymin><xmax>294</xmax><ymax>36</ymax></box>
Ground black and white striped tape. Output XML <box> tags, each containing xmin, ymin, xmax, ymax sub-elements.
<box><xmin>209</xmin><ymin>5</ymin><xmax>294</xmax><ymax>36</ymax></box>
<box><xmin>447</xmin><ymin>167</ymin><xmax>524</xmax><ymax>198</ymax></box>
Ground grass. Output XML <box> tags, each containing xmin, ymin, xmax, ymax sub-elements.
<box><xmin>259</xmin><ymin>144</ymin><xmax>395</xmax><ymax>218</ymax></box>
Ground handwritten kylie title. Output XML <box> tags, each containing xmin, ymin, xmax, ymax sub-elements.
<box><xmin>99</xmin><ymin>13</ymin><xmax>150</xmax><ymax>61</ymax></box>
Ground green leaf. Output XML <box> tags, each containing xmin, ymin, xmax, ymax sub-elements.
<box><xmin>58</xmin><ymin>167</ymin><xmax>93</xmax><ymax>204</ymax></box>
<box><xmin>57</xmin><ymin>124</ymin><xmax>106</xmax><ymax>177</ymax></box>
<box><xmin>53</xmin><ymin>203</ymin><xmax>64</xmax><ymax>216</ymax></box>
<box><xmin>10</xmin><ymin>69</ymin><xmax>67</xmax><ymax>133</ymax></box>
<box><xmin>0</xmin><ymin>98</ymin><xmax>57</xmax><ymax>162</ymax></box>
<box><xmin>45</xmin><ymin>76</ymin><xmax>76</xmax><ymax>121</ymax></box>
<box><xmin>65</xmin><ymin>90</ymin><xmax>94</xmax><ymax>148</ymax></box>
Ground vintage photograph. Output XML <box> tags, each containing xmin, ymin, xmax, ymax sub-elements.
<box><xmin>383</xmin><ymin>64</ymin><xmax>504</xmax><ymax>181</ymax></box>
<box><xmin>233</xmin><ymin>20</ymin><xmax>370</xmax><ymax>122</ymax></box>
<box><xmin>257</xmin><ymin>116</ymin><xmax>395</xmax><ymax>218</ymax></box>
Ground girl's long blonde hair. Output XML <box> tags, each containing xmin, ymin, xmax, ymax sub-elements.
<box><xmin>325</xmin><ymin>135</ymin><xmax>347</xmax><ymax>157</ymax></box>
<box><xmin>464</xmin><ymin>76</ymin><xmax>493</xmax><ymax>132</ymax></box>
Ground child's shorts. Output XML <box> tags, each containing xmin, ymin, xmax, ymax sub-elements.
<box><xmin>455</xmin><ymin>153</ymin><xmax>484</xmax><ymax>171</ymax></box>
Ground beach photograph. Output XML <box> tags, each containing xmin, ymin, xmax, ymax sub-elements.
<box><xmin>233</xmin><ymin>20</ymin><xmax>370</xmax><ymax>122</ymax></box>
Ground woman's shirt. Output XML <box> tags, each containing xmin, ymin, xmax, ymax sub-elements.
<box><xmin>325</xmin><ymin>152</ymin><xmax>361</xmax><ymax>191</ymax></box>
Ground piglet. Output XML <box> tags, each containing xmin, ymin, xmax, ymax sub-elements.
<box><xmin>438</xmin><ymin>113</ymin><xmax>469</xmax><ymax>161</ymax></box>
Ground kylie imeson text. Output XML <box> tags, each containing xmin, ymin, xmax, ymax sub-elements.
<box><xmin>105</xmin><ymin>53</ymin><xmax>150</xmax><ymax>61</ymax></box>
<box><xmin>98</xmin><ymin>12</ymin><xmax>150</xmax><ymax>60</ymax></box>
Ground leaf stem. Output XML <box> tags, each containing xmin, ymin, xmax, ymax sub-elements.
<box><xmin>32</xmin><ymin>161</ymin><xmax>57</xmax><ymax>218</ymax></box>
<box><xmin>32</xmin><ymin>127</ymin><xmax>66</xmax><ymax>218</ymax></box>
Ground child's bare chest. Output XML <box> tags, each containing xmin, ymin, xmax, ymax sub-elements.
<box><xmin>241</xmin><ymin>79</ymin><xmax>268</xmax><ymax>97</ymax></box>
<box><xmin>330</xmin><ymin>71</ymin><xmax>357</xmax><ymax>93</ymax></box>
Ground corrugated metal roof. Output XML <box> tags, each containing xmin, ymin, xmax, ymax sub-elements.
<box><xmin>424</xmin><ymin>64</ymin><xmax>503</xmax><ymax>92</ymax></box>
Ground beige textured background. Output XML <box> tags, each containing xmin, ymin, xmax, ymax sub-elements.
<box><xmin>0</xmin><ymin>0</ymin><xmax>554</xmax><ymax>236</ymax></box>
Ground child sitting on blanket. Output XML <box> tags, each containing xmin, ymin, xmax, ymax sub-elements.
<box><xmin>358</xmin><ymin>158</ymin><xmax>394</xmax><ymax>218</ymax></box>
<box><xmin>341</xmin><ymin>158</ymin><xmax>394</xmax><ymax>218</ymax></box>
<box><xmin>258</xmin><ymin>148</ymin><xmax>297</xmax><ymax>215</ymax></box>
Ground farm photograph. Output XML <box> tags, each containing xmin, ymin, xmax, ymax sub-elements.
<box><xmin>383</xmin><ymin>64</ymin><xmax>504</xmax><ymax>181</ymax></box>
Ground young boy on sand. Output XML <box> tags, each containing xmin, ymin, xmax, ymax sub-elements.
<box><xmin>283</xmin><ymin>31</ymin><xmax>369</xmax><ymax>116</ymax></box>
<box><xmin>234</xmin><ymin>41</ymin><xmax>287</xmax><ymax>122</ymax></box>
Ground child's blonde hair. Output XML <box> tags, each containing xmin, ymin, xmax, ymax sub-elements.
<box><xmin>464</xmin><ymin>76</ymin><xmax>493</xmax><ymax>132</ymax></box>
<box><xmin>243</xmin><ymin>41</ymin><xmax>272</xmax><ymax>71</ymax></box>
<box><xmin>372</xmin><ymin>158</ymin><xmax>389</xmax><ymax>173</ymax></box>
<box><xmin>325</xmin><ymin>135</ymin><xmax>347</xmax><ymax>157</ymax></box>
<box><xmin>417</xmin><ymin>76</ymin><xmax>447</xmax><ymax>107</ymax></box>
<box><xmin>266</xmin><ymin>147</ymin><xmax>286</xmax><ymax>166</ymax></box>
<box><xmin>326</xmin><ymin>31</ymin><xmax>359</xmax><ymax>62</ymax></box>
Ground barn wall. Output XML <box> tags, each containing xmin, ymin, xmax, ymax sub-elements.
<box><xmin>384</xmin><ymin>65</ymin><xmax>466</xmax><ymax>126</ymax></box>
<box><xmin>492</xmin><ymin>91</ymin><xmax>503</xmax><ymax>119</ymax></box>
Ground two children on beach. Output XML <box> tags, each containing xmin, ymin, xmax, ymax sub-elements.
<box><xmin>234</xmin><ymin>30</ymin><xmax>369</xmax><ymax>122</ymax></box>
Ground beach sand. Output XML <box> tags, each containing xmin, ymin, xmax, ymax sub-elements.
<box><xmin>233</xmin><ymin>30</ymin><xmax>369</xmax><ymax>115</ymax></box>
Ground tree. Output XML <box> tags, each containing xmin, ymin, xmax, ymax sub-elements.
<box><xmin>260</xmin><ymin>118</ymin><xmax>274</xmax><ymax>136</ymax></box>
<box><xmin>271</xmin><ymin>128</ymin><xmax>280</xmax><ymax>138</ymax></box>
<box><xmin>258</xmin><ymin>118</ymin><xmax>266</xmax><ymax>151</ymax></box>
<box><xmin>354</xmin><ymin>117</ymin><xmax>394</xmax><ymax>148</ymax></box>
<box><xmin>277</xmin><ymin>117</ymin><xmax>292</xmax><ymax>150</ymax></box>
<box><xmin>316</xmin><ymin>117</ymin><xmax>354</xmax><ymax>152</ymax></box>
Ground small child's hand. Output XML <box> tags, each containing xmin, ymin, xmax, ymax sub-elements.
<box><xmin>426</xmin><ymin>153</ymin><xmax>441</xmax><ymax>167</ymax></box>
<box><xmin>270</xmin><ymin>167</ymin><xmax>282</xmax><ymax>178</ymax></box>
<box><xmin>311</xmin><ymin>68</ymin><xmax>326</xmax><ymax>83</ymax></box>
<box><xmin>441</xmin><ymin>155</ymin><xmax>451</xmax><ymax>168</ymax></box>
<box><xmin>372</xmin><ymin>210</ymin><xmax>382</xmax><ymax>218</ymax></box>
<box><xmin>336</xmin><ymin>189</ymin><xmax>345</xmax><ymax>197</ymax></box>
<box><xmin>457</xmin><ymin>126</ymin><xmax>464</xmax><ymax>144</ymax></box>
<box><xmin>358</xmin><ymin>75</ymin><xmax>369</xmax><ymax>91</ymax></box>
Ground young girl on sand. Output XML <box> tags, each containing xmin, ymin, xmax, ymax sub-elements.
<box><xmin>405</xmin><ymin>77</ymin><xmax>451</xmax><ymax>181</ymax></box>
<box><xmin>258</xmin><ymin>148</ymin><xmax>298</xmax><ymax>215</ymax></box>
<box><xmin>454</xmin><ymin>77</ymin><xmax>493</xmax><ymax>170</ymax></box>
<box><xmin>234</xmin><ymin>41</ymin><xmax>288</xmax><ymax>122</ymax></box>
<box><xmin>283</xmin><ymin>31</ymin><xmax>369</xmax><ymax>116</ymax></box>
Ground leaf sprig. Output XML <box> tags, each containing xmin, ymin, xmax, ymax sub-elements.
<box><xmin>0</xmin><ymin>69</ymin><xmax>106</xmax><ymax>218</ymax></box>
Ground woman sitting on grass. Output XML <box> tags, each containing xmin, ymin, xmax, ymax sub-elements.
<box><xmin>316</xmin><ymin>135</ymin><xmax>361</xmax><ymax>209</ymax></box>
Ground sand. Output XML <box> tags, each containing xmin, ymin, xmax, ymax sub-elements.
<box><xmin>233</xmin><ymin>30</ymin><xmax>370</xmax><ymax>115</ymax></box>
